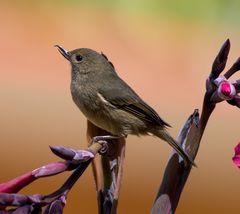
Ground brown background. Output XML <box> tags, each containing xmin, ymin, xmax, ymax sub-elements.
<box><xmin>0</xmin><ymin>1</ymin><xmax>239</xmax><ymax>213</ymax></box>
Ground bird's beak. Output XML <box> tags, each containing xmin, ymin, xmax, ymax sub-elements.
<box><xmin>55</xmin><ymin>45</ymin><xmax>71</xmax><ymax>60</ymax></box>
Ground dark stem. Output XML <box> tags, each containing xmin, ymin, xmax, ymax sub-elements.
<box><xmin>43</xmin><ymin>160</ymin><xmax>91</xmax><ymax>202</ymax></box>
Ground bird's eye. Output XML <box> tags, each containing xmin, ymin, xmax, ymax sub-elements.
<box><xmin>75</xmin><ymin>54</ymin><xmax>83</xmax><ymax>62</ymax></box>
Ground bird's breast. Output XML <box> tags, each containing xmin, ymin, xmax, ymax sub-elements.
<box><xmin>70</xmin><ymin>82</ymin><xmax>121</xmax><ymax>134</ymax></box>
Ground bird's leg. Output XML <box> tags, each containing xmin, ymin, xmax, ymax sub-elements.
<box><xmin>91</xmin><ymin>135</ymin><xmax>125</xmax><ymax>154</ymax></box>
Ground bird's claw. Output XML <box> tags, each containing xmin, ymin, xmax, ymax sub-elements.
<box><xmin>98</xmin><ymin>140</ymin><xmax>109</xmax><ymax>154</ymax></box>
<box><xmin>91</xmin><ymin>135</ymin><xmax>122</xmax><ymax>155</ymax></box>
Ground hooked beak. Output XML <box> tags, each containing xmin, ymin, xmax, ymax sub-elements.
<box><xmin>55</xmin><ymin>45</ymin><xmax>71</xmax><ymax>60</ymax></box>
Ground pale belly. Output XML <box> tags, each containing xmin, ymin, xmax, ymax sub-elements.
<box><xmin>72</xmin><ymin>94</ymin><xmax>120</xmax><ymax>135</ymax></box>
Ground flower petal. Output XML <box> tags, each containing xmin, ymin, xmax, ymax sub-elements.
<box><xmin>232</xmin><ymin>143</ymin><xmax>240</xmax><ymax>168</ymax></box>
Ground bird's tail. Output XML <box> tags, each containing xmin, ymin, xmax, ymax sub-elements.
<box><xmin>153</xmin><ymin>129</ymin><xmax>196</xmax><ymax>167</ymax></box>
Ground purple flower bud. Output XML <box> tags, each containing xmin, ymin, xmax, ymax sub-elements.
<box><xmin>50</xmin><ymin>146</ymin><xmax>94</xmax><ymax>163</ymax></box>
<box><xmin>232</xmin><ymin>143</ymin><xmax>240</xmax><ymax>168</ymax></box>
<box><xmin>73</xmin><ymin>150</ymin><xmax>94</xmax><ymax>163</ymax></box>
<box><xmin>50</xmin><ymin>146</ymin><xmax>76</xmax><ymax>161</ymax></box>
<box><xmin>211</xmin><ymin>39</ymin><xmax>230</xmax><ymax>78</ymax></box>
<box><xmin>32</xmin><ymin>162</ymin><xmax>70</xmax><ymax>178</ymax></box>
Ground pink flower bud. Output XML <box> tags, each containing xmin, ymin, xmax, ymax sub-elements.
<box><xmin>218</xmin><ymin>81</ymin><xmax>236</xmax><ymax>100</ymax></box>
<box><xmin>232</xmin><ymin>143</ymin><xmax>240</xmax><ymax>168</ymax></box>
<box><xmin>32</xmin><ymin>162</ymin><xmax>69</xmax><ymax>178</ymax></box>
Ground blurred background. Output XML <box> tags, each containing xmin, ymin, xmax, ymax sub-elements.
<box><xmin>0</xmin><ymin>0</ymin><xmax>240</xmax><ymax>213</ymax></box>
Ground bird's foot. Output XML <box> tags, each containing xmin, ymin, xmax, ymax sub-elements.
<box><xmin>91</xmin><ymin>135</ymin><xmax>123</xmax><ymax>154</ymax></box>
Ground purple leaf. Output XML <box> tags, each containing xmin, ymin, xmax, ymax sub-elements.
<box><xmin>232</xmin><ymin>143</ymin><xmax>240</xmax><ymax>168</ymax></box>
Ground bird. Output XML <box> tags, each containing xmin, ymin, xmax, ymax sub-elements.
<box><xmin>55</xmin><ymin>45</ymin><xmax>195</xmax><ymax>166</ymax></box>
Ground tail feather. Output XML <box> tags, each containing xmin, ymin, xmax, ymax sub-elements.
<box><xmin>153</xmin><ymin>129</ymin><xmax>196</xmax><ymax>167</ymax></box>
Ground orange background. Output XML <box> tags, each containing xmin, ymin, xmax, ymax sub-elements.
<box><xmin>0</xmin><ymin>1</ymin><xmax>239</xmax><ymax>213</ymax></box>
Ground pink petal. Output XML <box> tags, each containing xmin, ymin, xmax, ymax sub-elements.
<box><xmin>235</xmin><ymin>143</ymin><xmax>240</xmax><ymax>153</ymax></box>
<box><xmin>232</xmin><ymin>143</ymin><xmax>240</xmax><ymax>168</ymax></box>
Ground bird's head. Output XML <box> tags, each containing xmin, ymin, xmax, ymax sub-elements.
<box><xmin>55</xmin><ymin>45</ymin><xmax>114</xmax><ymax>75</ymax></box>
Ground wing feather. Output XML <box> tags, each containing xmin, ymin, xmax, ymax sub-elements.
<box><xmin>99</xmin><ymin>80</ymin><xmax>170</xmax><ymax>127</ymax></box>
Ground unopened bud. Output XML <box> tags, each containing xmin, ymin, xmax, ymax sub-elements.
<box><xmin>218</xmin><ymin>81</ymin><xmax>236</xmax><ymax>100</ymax></box>
<box><xmin>232</xmin><ymin>143</ymin><xmax>240</xmax><ymax>168</ymax></box>
<box><xmin>32</xmin><ymin>162</ymin><xmax>69</xmax><ymax>178</ymax></box>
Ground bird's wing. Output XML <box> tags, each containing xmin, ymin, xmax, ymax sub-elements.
<box><xmin>98</xmin><ymin>79</ymin><xmax>170</xmax><ymax>127</ymax></box>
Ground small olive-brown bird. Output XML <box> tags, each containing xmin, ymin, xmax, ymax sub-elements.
<box><xmin>56</xmin><ymin>46</ymin><xmax>194</xmax><ymax>165</ymax></box>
